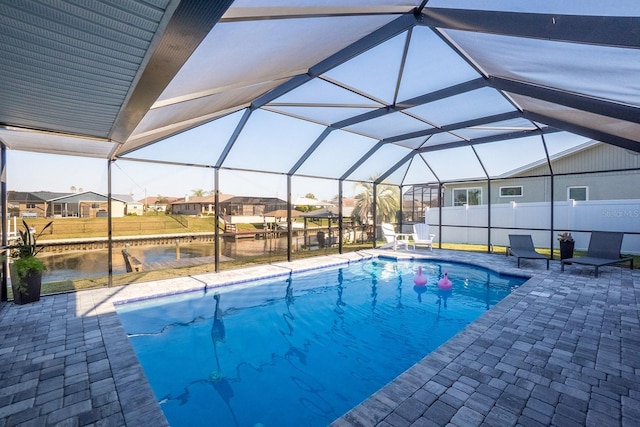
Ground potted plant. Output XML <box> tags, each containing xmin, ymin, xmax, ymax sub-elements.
<box><xmin>10</xmin><ymin>220</ymin><xmax>52</xmax><ymax>305</ymax></box>
<box><xmin>557</xmin><ymin>232</ymin><xmax>575</xmax><ymax>261</ymax></box>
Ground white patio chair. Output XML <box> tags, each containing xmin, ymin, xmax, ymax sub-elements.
<box><xmin>412</xmin><ymin>223</ymin><xmax>435</xmax><ymax>251</ymax></box>
<box><xmin>381</xmin><ymin>223</ymin><xmax>410</xmax><ymax>250</ymax></box>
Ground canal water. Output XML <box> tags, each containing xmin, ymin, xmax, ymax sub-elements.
<box><xmin>37</xmin><ymin>236</ymin><xmax>292</xmax><ymax>282</ymax></box>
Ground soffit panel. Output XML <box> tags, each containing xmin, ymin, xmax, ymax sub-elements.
<box><xmin>0</xmin><ymin>128</ymin><xmax>117</xmax><ymax>158</ymax></box>
<box><xmin>446</xmin><ymin>29</ymin><xmax>640</xmax><ymax>108</ymax></box>
<box><xmin>0</xmin><ymin>0</ymin><xmax>170</xmax><ymax>138</ymax></box>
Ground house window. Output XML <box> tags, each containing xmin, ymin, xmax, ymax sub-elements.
<box><xmin>91</xmin><ymin>203</ymin><xmax>100</xmax><ymax>209</ymax></box>
<box><xmin>568</xmin><ymin>186</ymin><xmax>588</xmax><ymax>201</ymax></box>
<box><xmin>499</xmin><ymin>186</ymin><xmax>523</xmax><ymax>197</ymax></box>
<box><xmin>453</xmin><ymin>188</ymin><xmax>482</xmax><ymax>206</ymax></box>
<box><xmin>26</xmin><ymin>203</ymin><xmax>36</xmax><ymax>209</ymax></box>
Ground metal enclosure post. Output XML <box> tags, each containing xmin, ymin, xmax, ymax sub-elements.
<box><xmin>338</xmin><ymin>180</ymin><xmax>343</xmax><ymax>254</ymax></box>
<box><xmin>1</xmin><ymin>145</ymin><xmax>7</xmax><ymax>302</ymax></box>
<box><xmin>214</xmin><ymin>168</ymin><xmax>220</xmax><ymax>272</ymax></box>
<box><xmin>487</xmin><ymin>178</ymin><xmax>492</xmax><ymax>253</ymax></box>
<box><xmin>372</xmin><ymin>182</ymin><xmax>378</xmax><ymax>248</ymax></box>
<box><xmin>107</xmin><ymin>159</ymin><xmax>113</xmax><ymax>287</ymax></box>
<box><xmin>287</xmin><ymin>175</ymin><xmax>292</xmax><ymax>262</ymax></box>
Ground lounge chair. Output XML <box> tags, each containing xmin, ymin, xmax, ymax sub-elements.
<box><xmin>412</xmin><ymin>224</ymin><xmax>435</xmax><ymax>251</ymax></box>
<box><xmin>507</xmin><ymin>234</ymin><xmax>549</xmax><ymax>269</ymax></box>
<box><xmin>381</xmin><ymin>223</ymin><xmax>410</xmax><ymax>250</ymax></box>
<box><xmin>561</xmin><ymin>231</ymin><xmax>634</xmax><ymax>277</ymax></box>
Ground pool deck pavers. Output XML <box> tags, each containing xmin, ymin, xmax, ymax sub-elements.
<box><xmin>1</xmin><ymin>249</ymin><xmax>638</xmax><ymax>426</ymax></box>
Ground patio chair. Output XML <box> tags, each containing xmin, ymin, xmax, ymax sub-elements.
<box><xmin>561</xmin><ymin>231</ymin><xmax>634</xmax><ymax>277</ymax></box>
<box><xmin>381</xmin><ymin>223</ymin><xmax>410</xmax><ymax>250</ymax></box>
<box><xmin>412</xmin><ymin>224</ymin><xmax>435</xmax><ymax>251</ymax></box>
<box><xmin>507</xmin><ymin>234</ymin><xmax>549</xmax><ymax>269</ymax></box>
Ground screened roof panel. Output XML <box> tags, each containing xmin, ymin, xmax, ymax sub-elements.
<box><xmin>406</xmin><ymin>87</ymin><xmax>516</xmax><ymax>127</ymax></box>
<box><xmin>269</xmin><ymin>78</ymin><xmax>382</xmax><ymax>107</ymax></box>
<box><xmin>221</xmin><ymin>110</ymin><xmax>326</xmax><ymax>173</ymax></box>
<box><xmin>510</xmin><ymin>93</ymin><xmax>640</xmax><ymax>146</ymax></box>
<box><xmin>474</xmin><ymin>135</ymin><xmax>550</xmax><ymax>177</ymax></box>
<box><xmin>344</xmin><ymin>111</ymin><xmax>433</xmax><ymax>139</ymax></box>
<box><xmin>396</xmin><ymin>27</ymin><xmax>481</xmax><ymax>101</ymax></box>
<box><xmin>447</xmin><ymin>30</ymin><xmax>640</xmax><ymax>108</ymax></box>
<box><xmin>346</xmin><ymin>143</ymin><xmax>412</xmax><ymax>182</ymax></box>
<box><xmin>229</xmin><ymin>0</ymin><xmax>417</xmax><ymax>8</ymax></box>
<box><xmin>323</xmin><ymin>33</ymin><xmax>407</xmax><ymax>104</ymax></box>
<box><xmin>157</xmin><ymin>15</ymin><xmax>399</xmax><ymax>104</ymax></box>
<box><xmin>422</xmin><ymin>132</ymin><xmax>466</xmax><ymax>147</ymax></box>
<box><xmin>423</xmin><ymin>146</ymin><xmax>486</xmax><ymax>181</ymax></box>
<box><xmin>123</xmin><ymin>111</ymin><xmax>244</xmax><ymax>165</ymax></box>
<box><xmin>135</xmin><ymin>80</ymin><xmax>281</xmax><ymax>137</ymax></box>
<box><xmin>453</xmin><ymin>117</ymin><xmax>539</xmax><ymax>140</ymax></box>
<box><xmin>297</xmin><ymin>130</ymin><xmax>379</xmax><ymax>178</ymax></box>
<box><xmin>391</xmin><ymin>136</ymin><xmax>429</xmax><ymax>150</ymax></box>
<box><xmin>427</xmin><ymin>1</ymin><xmax>639</xmax><ymax>15</ymax></box>
<box><xmin>398</xmin><ymin>155</ymin><xmax>438</xmax><ymax>185</ymax></box>
<box><xmin>264</xmin><ymin>106</ymin><xmax>377</xmax><ymax>126</ymax></box>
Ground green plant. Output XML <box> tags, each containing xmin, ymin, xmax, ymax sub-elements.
<box><xmin>14</xmin><ymin>219</ymin><xmax>52</xmax><ymax>258</ymax></box>
<box><xmin>11</xmin><ymin>220</ymin><xmax>52</xmax><ymax>294</ymax></box>
<box><xmin>557</xmin><ymin>232</ymin><xmax>574</xmax><ymax>242</ymax></box>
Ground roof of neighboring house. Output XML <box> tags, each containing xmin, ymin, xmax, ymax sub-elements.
<box><xmin>48</xmin><ymin>191</ymin><xmax>132</xmax><ymax>203</ymax></box>
<box><xmin>8</xmin><ymin>191</ymin><xmax>69</xmax><ymax>202</ymax></box>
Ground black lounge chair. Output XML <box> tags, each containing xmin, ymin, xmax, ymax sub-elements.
<box><xmin>507</xmin><ymin>234</ymin><xmax>549</xmax><ymax>269</ymax></box>
<box><xmin>561</xmin><ymin>231</ymin><xmax>634</xmax><ymax>277</ymax></box>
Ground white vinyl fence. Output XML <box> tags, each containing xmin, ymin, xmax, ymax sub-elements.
<box><xmin>425</xmin><ymin>199</ymin><xmax>640</xmax><ymax>254</ymax></box>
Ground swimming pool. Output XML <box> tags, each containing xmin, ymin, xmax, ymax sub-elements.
<box><xmin>116</xmin><ymin>258</ymin><xmax>525</xmax><ymax>426</ymax></box>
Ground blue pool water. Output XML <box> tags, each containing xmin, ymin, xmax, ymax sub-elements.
<box><xmin>116</xmin><ymin>258</ymin><xmax>525</xmax><ymax>426</ymax></box>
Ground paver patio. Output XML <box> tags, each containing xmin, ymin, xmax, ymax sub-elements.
<box><xmin>1</xmin><ymin>249</ymin><xmax>638</xmax><ymax>426</ymax></box>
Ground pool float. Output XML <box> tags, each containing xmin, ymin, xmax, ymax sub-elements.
<box><xmin>437</xmin><ymin>272</ymin><xmax>452</xmax><ymax>290</ymax></box>
<box><xmin>413</xmin><ymin>266</ymin><xmax>427</xmax><ymax>286</ymax></box>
